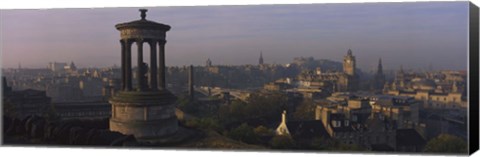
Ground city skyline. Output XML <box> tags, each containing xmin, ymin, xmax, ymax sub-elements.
<box><xmin>2</xmin><ymin>2</ymin><xmax>473</xmax><ymax>153</ymax></box>
<box><xmin>1</xmin><ymin>2</ymin><xmax>469</xmax><ymax>71</ymax></box>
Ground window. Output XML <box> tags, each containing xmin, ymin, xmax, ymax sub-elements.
<box><xmin>332</xmin><ymin>120</ymin><xmax>339</xmax><ymax>127</ymax></box>
<box><xmin>352</xmin><ymin>115</ymin><xmax>358</xmax><ymax>122</ymax></box>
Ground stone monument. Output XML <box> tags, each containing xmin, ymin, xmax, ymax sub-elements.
<box><xmin>109</xmin><ymin>9</ymin><xmax>178</xmax><ymax>142</ymax></box>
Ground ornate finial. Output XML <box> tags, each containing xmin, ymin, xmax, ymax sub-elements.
<box><xmin>139</xmin><ymin>9</ymin><xmax>148</xmax><ymax>20</ymax></box>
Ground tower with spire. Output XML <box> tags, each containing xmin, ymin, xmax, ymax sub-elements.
<box><xmin>343</xmin><ymin>49</ymin><xmax>356</xmax><ymax>76</ymax></box>
<box><xmin>377</xmin><ymin>58</ymin><xmax>383</xmax><ymax>75</ymax></box>
<box><xmin>259</xmin><ymin>51</ymin><xmax>264</xmax><ymax>65</ymax></box>
<box><xmin>275</xmin><ymin>110</ymin><xmax>291</xmax><ymax>136</ymax></box>
<box><xmin>373</xmin><ymin>58</ymin><xmax>386</xmax><ymax>91</ymax></box>
<box><xmin>339</xmin><ymin>49</ymin><xmax>359</xmax><ymax>92</ymax></box>
<box><xmin>69</xmin><ymin>61</ymin><xmax>77</xmax><ymax>71</ymax></box>
<box><xmin>395</xmin><ymin>65</ymin><xmax>406</xmax><ymax>88</ymax></box>
<box><xmin>206</xmin><ymin>58</ymin><xmax>212</xmax><ymax>67</ymax></box>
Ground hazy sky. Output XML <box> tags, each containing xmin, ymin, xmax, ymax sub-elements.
<box><xmin>1</xmin><ymin>2</ymin><xmax>469</xmax><ymax>71</ymax></box>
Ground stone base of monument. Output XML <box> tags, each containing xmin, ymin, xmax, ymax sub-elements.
<box><xmin>109</xmin><ymin>90</ymin><xmax>180</xmax><ymax>142</ymax></box>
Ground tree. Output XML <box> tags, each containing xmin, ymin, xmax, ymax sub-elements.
<box><xmin>310</xmin><ymin>136</ymin><xmax>332</xmax><ymax>150</ymax></box>
<box><xmin>254</xmin><ymin>125</ymin><xmax>274</xmax><ymax>137</ymax></box>
<box><xmin>245</xmin><ymin>92</ymin><xmax>287</xmax><ymax>120</ymax></box>
<box><xmin>423</xmin><ymin>134</ymin><xmax>467</xmax><ymax>153</ymax></box>
<box><xmin>218</xmin><ymin>100</ymin><xmax>247</xmax><ymax>124</ymax></box>
<box><xmin>185</xmin><ymin>117</ymin><xmax>223</xmax><ymax>132</ymax></box>
<box><xmin>218</xmin><ymin>91</ymin><xmax>288</xmax><ymax>124</ymax></box>
<box><xmin>270</xmin><ymin>135</ymin><xmax>296</xmax><ymax>149</ymax></box>
<box><xmin>177</xmin><ymin>96</ymin><xmax>194</xmax><ymax>113</ymax></box>
<box><xmin>3</xmin><ymin>100</ymin><xmax>17</xmax><ymax>117</ymax></box>
<box><xmin>293</xmin><ymin>98</ymin><xmax>316</xmax><ymax>120</ymax></box>
<box><xmin>226</xmin><ymin>123</ymin><xmax>258</xmax><ymax>144</ymax></box>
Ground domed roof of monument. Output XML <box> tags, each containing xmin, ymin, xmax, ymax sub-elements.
<box><xmin>115</xmin><ymin>9</ymin><xmax>171</xmax><ymax>31</ymax></box>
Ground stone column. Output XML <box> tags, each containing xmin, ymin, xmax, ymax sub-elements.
<box><xmin>125</xmin><ymin>40</ymin><xmax>133</xmax><ymax>91</ymax></box>
<box><xmin>120</xmin><ymin>39</ymin><xmax>126</xmax><ymax>90</ymax></box>
<box><xmin>188</xmin><ymin>65</ymin><xmax>194</xmax><ymax>101</ymax></box>
<box><xmin>149</xmin><ymin>40</ymin><xmax>158</xmax><ymax>90</ymax></box>
<box><xmin>137</xmin><ymin>39</ymin><xmax>144</xmax><ymax>91</ymax></box>
<box><xmin>158</xmin><ymin>40</ymin><xmax>166</xmax><ymax>90</ymax></box>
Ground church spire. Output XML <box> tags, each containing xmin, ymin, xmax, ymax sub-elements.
<box><xmin>374</xmin><ymin>58</ymin><xmax>386</xmax><ymax>90</ymax></box>
<box><xmin>275</xmin><ymin>110</ymin><xmax>290</xmax><ymax>136</ymax></box>
<box><xmin>206</xmin><ymin>58</ymin><xmax>212</xmax><ymax>67</ymax></box>
<box><xmin>377</xmin><ymin>58</ymin><xmax>383</xmax><ymax>74</ymax></box>
<box><xmin>259</xmin><ymin>51</ymin><xmax>264</xmax><ymax>65</ymax></box>
<box><xmin>70</xmin><ymin>61</ymin><xmax>77</xmax><ymax>71</ymax></box>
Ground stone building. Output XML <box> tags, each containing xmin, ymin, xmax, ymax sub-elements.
<box><xmin>385</xmin><ymin>81</ymin><xmax>466</xmax><ymax>109</ymax></box>
<box><xmin>47</xmin><ymin>62</ymin><xmax>68</xmax><ymax>72</ymax></box>
<box><xmin>387</xmin><ymin>89</ymin><xmax>465</xmax><ymax>109</ymax></box>
<box><xmin>64</xmin><ymin>61</ymin><xmax>77</xmax><ymax>72</ymax></box>
<box><xmin>263</xmin><ymin>81</ymin><xmax>292</xmax><ymax>91</ymax></box>
<box><xmin>102</xmin><ymin>78</ymin><xmax>121</xmax><ymax>98</ymax></box>
<box><xmin>296</xmin><ymin>49</ymin><xmax>359</xmax><ymax>93</ymax></box>
<box><xmin>3</xmin><ymin>77</ymin><xmax>52</xmax><ymax>118</ymax></box>
<box><xmin>315</xmin><ymin>95</ymin><xmax>426</xmax><ymax>151</ymax></box>
<box><xmin>384</xmin><ymin>69</ymin><xmax>467</xmax><ymax>109</ymax></box>
<box><xmin>369</xmin><ymin>96</ymin><xmax>420</xmax><ymax>128</ymax></box>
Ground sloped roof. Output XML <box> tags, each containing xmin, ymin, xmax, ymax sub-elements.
<box><xmin>286</xmin><ymin>120</ymin><xmax>330</xmax><ymax>139</ymax></box>
<box><xmin>116</xmin><ymin>19</ymin><xmax>171</xmax><ymax>30</ymax></box>
<box><xmin>115</xmin><ymin>9</ymin><xmax>170</xmax><ymax>31</ymax></box>
<box><xmin>396</xmin><ymin>129</ymin><xmax>426</xmax><ymax>146</ymax></box>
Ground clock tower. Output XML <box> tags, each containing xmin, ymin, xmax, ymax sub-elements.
<box><xmin>343</xmin><ymin>49</ymin><xmax>356</xmax><ymax>76</ymax></box>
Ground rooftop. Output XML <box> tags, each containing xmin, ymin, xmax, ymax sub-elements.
<box><xmin>115</xmin><ymin>9</ymin><xmax>171</xmax><ymax>31</ymax></box>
